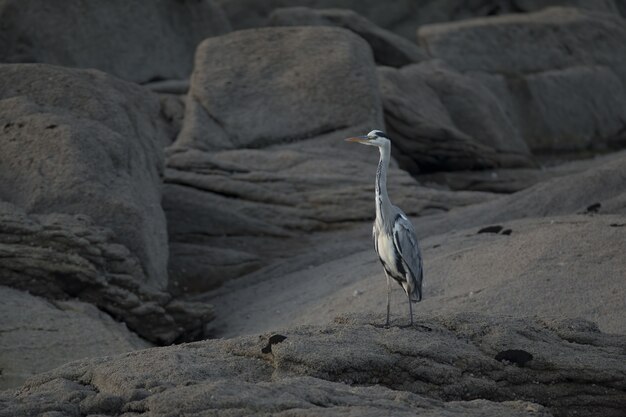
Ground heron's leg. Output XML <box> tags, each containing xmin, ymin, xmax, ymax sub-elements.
<box><xmin>385</xmin><ymin>273</ymin><xmax>391</xmax><ymax>327</ymax></box>
<box><xmin>408</xmin><ymin>295</ymin><xmax>414</xmax><ymax>326</ymax></box>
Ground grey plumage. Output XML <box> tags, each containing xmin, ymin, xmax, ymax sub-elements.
<box><xmin>346</xmin><ymin>130</ymin><xmax>423</xmax><ymax>326</ymax></box>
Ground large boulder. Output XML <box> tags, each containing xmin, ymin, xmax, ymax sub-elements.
<box><xmin>0</xmin><ymin>0</ymin><xmax>231</xmax><ymax>83</ymax></box>
<box><xmin>268</xmin><ymin>7</ymin><xmax>427</xmax><ymax>67</ymax></box>
<box><xmin>419</xmin><ymin>7</ymin><xmax>626</xmax><ymax>152</ymax></box>
<box><xmin>174</xmin><ymin>26</ymin><xmax>382</xmax><ymax>151</ymax></box>
<box><xmin>2</xmin><ymin>313</ymin><xmax>625</xmax><ymax>416</ymax></box>
<box><xmin>379</xmin><ymin>61</ymin><xmax>532</xmax><ymax>173</ymax></box>
<box><xmin>0</xmin><ymin>286</ymin><xmax>150</xmax><ymax>390</ymax></box>
<box><xmin>0</xmin><ymin>64</ymin><xmax>168</xmax><ymax>289</ymax></box>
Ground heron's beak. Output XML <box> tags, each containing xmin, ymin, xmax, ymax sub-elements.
<box><xmin>345</xmin><ymin>135</ymin><xmax>368</xmax><ymax>143</ymax></box>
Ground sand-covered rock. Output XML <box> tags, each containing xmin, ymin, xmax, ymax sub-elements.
<box><xmin>0</xmin><ymin>286</ymin><xmax>150</xmax><ymax>390</ymax></box>
<box><xmin>2</xmin><ymin>313</ymin><xmax>625</xmax><ymax>416</ymax></box>
<box><xmin>0</xmin><ymin>64</ymin><xmax>168</xmax><ymax>289</ymax></box>
<box><xmin>0</xmin><ymin>0</ymin><xmax>230</xmax><ymax>83</ymax></box>
<box><xmin>379</xmin><ymin>61</ymin><xmax>532</xmax><ymax>173</ymax></box>
<box><xmin>268</xmin><ymin>7</ymin><xmax>427</xmax><ymax>67</ymax></box>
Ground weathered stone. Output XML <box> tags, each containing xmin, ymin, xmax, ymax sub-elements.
<box><xmin>414</xmin><ymin>152</ymin><xmax>626</xmax><ymax>238</ymax></box>
<box><xmin>0</xmin><ymin>286</ymin><xmax>151</xmax><ymax>390</ymax></box>
<box><xmin>2</xmin><ymin>313</ymin><xmax>624</xmax><ymax>416</ymax></box>
<box><xmin>418</xmin><ymin>7</ymin><xmax>626</xmax><ymax>78</ymax></box>
<box><xmin>379</xmin><ymin>61</ymin><xmax>532</xmax><ymax>173</ymax></box>
<box><xmin>164</xmin><ymin>138</ymin><xmax>494</xmax><ymax>282</ymax></box>
<box><xmin>0</xmin><ymin>64</ymin><xmax>169</xmax><ymax>289</ymax></box>
<box><xmin>419</xmin><ymin>151</ymin><xmax>626</xmax><ymax>193</ymax></box>
<box><xmin>418</xmin><ymin>8</ymin><xmax>626</xmax><ymax>152</ymax></box>
<box><xmin>507</xmin><ymin>66</ymin><xmax>626</xmax><ymax>151</ymax></box>
<box><xmin>0</xmin><ymin>202</ymin><xmax>213</xmax><ymax>345</ymax></box>
<box><xmin>174</xmin><ymin>26</ymin><xmax>382</xmax><ymax>151</ymax></box>
<box><xmin>268</xmin><ymin>7</ymin><xmax>427</xmax><ymax>67</ymax></box>
<box><xmin>0</xmin><ymin>0</ymin><xmax>231</xmax><ymax>83</ymax></box>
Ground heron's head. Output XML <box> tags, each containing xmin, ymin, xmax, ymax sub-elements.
<box><xmin>345</xmin><ymin>130</ymin><xmax>389</xmax><ymax>147</ymax></box>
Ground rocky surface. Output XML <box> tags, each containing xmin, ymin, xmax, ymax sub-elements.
<box><xmin>164</xmin><ymin>139</ymin><xmax>494</xmax><ymax>292</ymax></box>
<box><xmin>0</xmin><ymin>202</ymin><xmax>213</xmax><ymax>344</ymax></box>
<box><xmin>0</xmin><ymin>286</ymin><xmax>151</xmax><ymax>390</ymax></box>
<box><xmin>414</xmin><ymin>151</ymin><xmax>626</xmax><ymax>238</ymax></box>
<box><xmin>204</xmin><ymin>214</ymin><xmax>626</xmax><ymax>339</ymax></box>
<box><xmin>2</xmin><ymin>3</ymin><xmax>626</xmax><ymax>416</ymax></box>
<box><xmin>165</xmin><ymin>26</ymin><xmax>498</xmax><ymax>289</ymax></box>
<box><xmin>419</xmin><ymin>150</ymin><xmax>626</xmax><ymax>193</ymax></box>
<box><xmin>0</xmin><ymin>0</ymin><xmax>231</xmax><ymax>83</ymax></box>
<box><xmin>0</xmin><ymin>63</ymin><xmax>168</xmax><ymax>289</ymax></box>
<box><xmin>268</xmin><ymin>7</ymin><xmax>428</xmax><ymax>67</ymax></box>
<box><xmin>174</xmin><ymin>26</ymin><xmax>382</xmax><ymax>151</ymax></box>
<box><xmin>2</xmin><ymin>313</ymin><xmax>625</xmax><ymax>417</ymax></box>
<box><xmin>419</xmin><ymin>7</ymin><xmax>626</xmax><ymax>152</ymax></box>
<box><xmin>216</xmin><ymin>0</ymin><xmax>621</xmax><ymax>39</ymax></box>
<box><xmin>379</xmin><ymin>61</ymin><xmax>532</xmax><ymax>173</ymax></box>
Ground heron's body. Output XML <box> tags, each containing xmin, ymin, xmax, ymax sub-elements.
<box><xmin>346</xmin><ymin>130</ymin><xmax>423</xmax><ymax>326</ymax></box>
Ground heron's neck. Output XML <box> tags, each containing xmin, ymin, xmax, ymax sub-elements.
<box><xmin>375</xmin><ymin>143</ymin><xmax>392</xmax><ymax>222</ymax></box>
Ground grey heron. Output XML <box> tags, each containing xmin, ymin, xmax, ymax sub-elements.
<box><xmin>346</xmin><ymin>130</ymin><xmax>423</xmax><ymax>326</ymax></box>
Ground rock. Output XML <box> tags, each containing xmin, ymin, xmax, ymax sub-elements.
<box><xmin>2</xmin><ymin>313</ymin><xmax>624</xmax><ymax>416</ymax></box>
<box><xmin>378</xmin><ymin>61</ymin><xmax>532</xmax><ymax>173</ymax></box>
<box><xmin>0</xmin><ymin>286</ymin><xmax>150</xmax><ymax>390</ymax></box>
<box><xmin>216</xmin><ymin>0</ymin><xmax>620</xmax><ymax>40</ymax></box>
<box><xmin>506</xmin><ymin>66</ymin><xmax>626</xmax><ymax>151</ymax></box>
<box><xmin>174</xmin><ymin>26</ymin><xmax>382</xmax><ymax>151</ymax></box>
<box><xmin>268</xmin><ymin>7</ymin><xmax>427</xmax><ymax>67</ymax></box>
<box><xmin>144</xmin><ymin>79</ymin><xmax>190</xmax><ymax>95</ymax></box>
<box><xmin>204</xmin><ymin>212</ymin><xmax>625</xmax><ymax>338</ymax></box>
<box><xmin>0</xmin><ymin>63</ymin><xmax>168</xmax><ymax>288</ymax></box>
<box><xmin>418</xmin><ymin>7</ymin><xmax>626</xmax><ymax>79</ymax></box>
<box><xmin>167</xmin><ymin>26</ymin><xmax>497</xmax><ymax>287</ymax></box>
<box><xmin>0</xmin><ymin>202</ymin><xmax>213</xmax><ymax>344</ymax></box>
<box><xmin>417</xmin><ymin>8</ymin><xmax>626</xmax><ymax>152</ymax></box>
<box><xmin>168</xmin><ymin>243</ymin><xmax>262</xmax><ymax>295</ymax></box>
<box><xmin>0</xmin><ymin>0</ymin><xmax>231</xmax><ymax>83</ymax></box>
<box><xmin>414</xmin><ymin>152</ymin><xmax>626</xmax><ymax>238</ymax></box>
<box><xmin>158</xmin><ymin>94</ymin><xmax>186</xmax><ymax>144</ymax></box>
<box><xmin>164</xmin><ymin>137</ymin><xmax>495</xmax><ymax>285</ymax></box>
<box><xmin>419</xmin><ymin>150</ymin><xmax>626</xmax><ymax>193</ymax></box>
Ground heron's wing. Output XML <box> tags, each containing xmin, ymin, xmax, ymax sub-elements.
<box><xmin>392</xmin><ymin>214</ymin><xmax>423</xmax><ymax>301</ymax></box>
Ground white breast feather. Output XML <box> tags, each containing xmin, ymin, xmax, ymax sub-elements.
<box><xmin>377</xmin><ymin>233</ymin><xmax>400</xmax><ymax>276</ymax></box>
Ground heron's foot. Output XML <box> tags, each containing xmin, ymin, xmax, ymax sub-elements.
<box><xmin>383</xmin><ymin>320</ymin><xmax>390</xmax><ymax>329</ymax></box>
